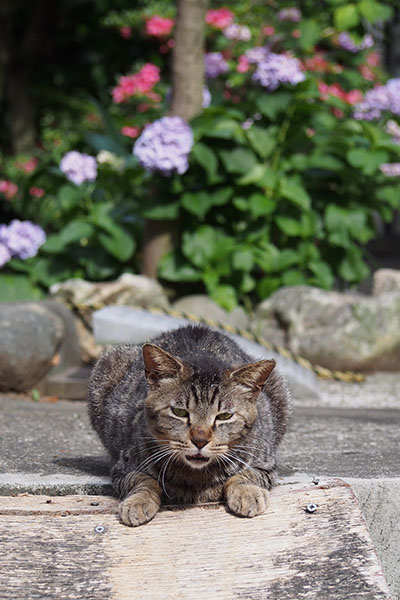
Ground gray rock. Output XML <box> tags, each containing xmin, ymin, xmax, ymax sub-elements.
<box><xmin>172</xmin><ymin>294</ymin><xmax>250</xmax><ymax>330</ymax></box>
<box><xmin>50</xmin><ymin>273</ymin><xmax>170</xmax><ymax>311</ymax></box>
<box><xmin>0</xmin><ymin>302</ymin><xmax>64</xmax><ymax>392</ymax></box>
<box><xmin>255</xmin><ymin>286</ymin><xmax>400</xmax><ymax>372</ymax></box>
<box><xmin>373</xmin><ymin>268</ymin><xmax>400</xmax><ymax>296</ymax></box>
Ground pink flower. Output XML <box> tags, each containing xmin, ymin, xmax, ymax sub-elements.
<box><xmin>263</xmin><ymin>25</ymin><xmax>275</xmax><ymax>36</ymax></box>
<box><xmin>112</xmin><ymin>64</ymin><xmax>160</xmax><ymax>103</ymax></box>
<box><xmin>205</xmin><ymin>8</ymin><xmax>234</xmax><ymax>29</ymax></box>
<box><xmin>29</xmin><ymin>186</ymin><xmax>45</xmax><ymax>198</ymax></box>
<box><xmin>346</xmin><ymin>89</ymin><xmax>363</xmax><ymax>105</ymax></box>
<box><xmin>119</xmin><ymin>26</ymin><xmax>132</xmax><ymax>39</ymax></box>
<box><xmin>366</xmin><ymin>52</ymin><xmax>380</xmax><ymax>67</ymax></box>
<box><xmin>237</xmin><ymin>55</ymin><xmax>250</xmax><ymax>73</ymax></box>
<box><xmin>121</xmin><ymin>126</ymin><xmax>141</xmax><ymax>138</ymax></box>
<box><xmin>146</xmin><ymin>16</ymin><xmax>174</xmax><ymax>37</ymax></box>
<box><xmin>305</xmin><ymin>128</ymin><xmax>315</xmax><ymax>137</ymax></box>
<box><xmin>15</xmin><ymin>157</ymin><xmax>38</xmax><ymax>174</ymax></box>
<box><xmin>360</xmin><ymin>65</ymin><xmax>376</xmax><ymax>82</ymax></box>
<box><xmin>0</xmin><ymin>180</ymin><xmax>18</xmax><ymax>200</ymax></box>
<box><xmin>292</xmin><ymin>29</ymin><xmax>301</xmax><ymax>38</ymax></box>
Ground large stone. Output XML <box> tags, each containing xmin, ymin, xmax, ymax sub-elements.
<box><xmin>50</xmin><ymin>274</ymin><xmax>170</xmax><ymax>361</ymax></box>
<box><xmin>255</xmin><ymin>286</ymin><xmax>400</xmax><ymax>372</ymax></box>
<box><xmin>0</xmin><ymin>302</ymin><xmax>64</xmax><ymax>392</ymax></box>
<box><xmin>373</xmin><ymin>268</ymin><xmax>400</xmax><ymax>296</ymax></box>
<box><xmin>50</xmin><ymin>274</ymin><xmax>170</xmax><ymax>311</ymax></box>
<box><xmin>172</xmin><ymin>294</ymin><xmax>250</xmax><ymax>330</ymax></box>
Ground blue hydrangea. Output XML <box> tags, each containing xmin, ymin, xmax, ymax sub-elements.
<box><xmin>133</xmin><ymin>116</ymin><xmax>194</xmax><ymax>176</ymax></box>
<box><xmin>0</xmin><ymin>220</ymin><xmax>46</xmax><ymax>262</ymax></box>
<box><xmin>337</xmin><ymin>32</ymin><xmax>374</xmax><ymax>53</ymax></box>
<box><xmin>60</xmin><ymin>151</ymin><xmax>97</xmax><ymax>185</ymax></box>
<box><xmin>353</xmin><ymin>78</ymin><xmax>400</xmax><ymax>121</ymax></box>
<box><xmin>204</xmin><ymin>52</ymin><xmax>229</xmax><ymax>79</ymax></box>
<box><xmin>252</xmin><ymin>52</ymin><xmax>305</xmax><ymax>91</ymax></box>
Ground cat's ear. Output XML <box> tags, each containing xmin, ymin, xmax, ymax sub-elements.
<box><xmin>229</xmin><ymin>359</ymin><xmax>276</xmax><ymax>393</ymax></box>
<box><xmin>142</xmin><ymin>344</ymin><xmax>188</xmax><ymax>385</ymax></box>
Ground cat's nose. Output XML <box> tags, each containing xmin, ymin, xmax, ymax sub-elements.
<box><xmin>190</xmin><ymin>427</ymin><xmax>211</xmax><ymax>449</ymax></box>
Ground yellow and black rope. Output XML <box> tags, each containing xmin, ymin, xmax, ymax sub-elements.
<box><xmin>68</xmin><ymin>300</ymin><xmax>366</xmax><ymax>383</ymax></box>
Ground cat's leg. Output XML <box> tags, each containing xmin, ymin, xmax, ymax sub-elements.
<box><xmin>224</xmin><ymin>468</ymin><xmax>277</xmax><ymax>518</ymax></box>
<box><xmin>113</xmin><ymin>471</ymin><xmax>162</xmax><ymax>527</ymax></box>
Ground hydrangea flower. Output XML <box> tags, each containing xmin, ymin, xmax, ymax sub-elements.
<box><xmin>380</xmin><ymin>163</ymin><xmax>400</xmax><ymax>177</ymax></box>
<box><xmin>59</xmin><ymin>151</ymin><xmax>97</xmax><ymax>185</ymax></box>
<box><xmin>245</xmin><ymin>46</ymin><xmax>269</xmax><ymax>64</ymax></box>
<box><xmin>353</xmin><ymin>78</ymin><xmax>400</xmax><ymax>120</ymax></box>
<box><xmin>0</xmin><ymin>220</ymin><xmax>46</xmax><ymax>261</ymax></box>
<box><xmin>252</xmin><ymin>51</ymin><xmax>305</xmax><ymax>90</ymax></box>
<box><xmin>205</xmin><ymin>8</ymin><xmax>234</xmax><ymax>29</ymax></box>
<box><xmin>337</xmin><ymin>33</ymin><xmax>374</xmax><ymax>53</ymax></box>
<box><xmin>278</xmin><ymin>7</ymin><xmax>302</xmax><ymax>22</ymax></box>
<box><xmin>223</xmin><ymin>24</ymin><xmax>251</xmax><ymax>41</ymax></box>
<box><xmin>385</xmin><ymin>120</ymin><xmax>400</xmax><ymax>144</ymax></box>
<box><xmin>112</xmin><ymin>64</ymin><xmax>160</xmax><ymax>103</ymax></box>
<box><xmin>0</xmin><ymin>242</ymin><xmax>12</xmax><ymax>268</ymax></box>
<box><xmin>29</xmin><ymin>186</ymin><xmax>45</xmax><ymax>198</ymax></box>
<box><xmin>146</xmin><ymin>16</ymin><xmax>174</xmax><ymax>37</ymax></box>
<box><xmin>204</xmin><ymin>52</ymin><xmax>229</xmax><ymax>78</ymax></box>
<box><xmin>133</xmin><ymin>116</ymin><xmax>193</xmax><ymax>176</ymax></box>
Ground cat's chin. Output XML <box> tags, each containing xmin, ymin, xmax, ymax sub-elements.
<box><xmin>184</xmin><ymin>454</ymin><xmax>211</xmax><ymax>469</ymax></box>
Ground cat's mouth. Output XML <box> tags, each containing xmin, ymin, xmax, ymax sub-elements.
<box><xmin>185</xmin><ymin>453</ymin><xmax>210</xmax><ymax>465</ymax></box>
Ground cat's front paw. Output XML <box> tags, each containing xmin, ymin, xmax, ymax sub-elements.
<box><xmin>225</xmin><ymin>483</ymin><xmax>269</xmax><ymax>518</ymax></box>
<box><xmin>119</xmin><ymin>491</ymin><xmax>160</xmax><ymax>527</ymax></box>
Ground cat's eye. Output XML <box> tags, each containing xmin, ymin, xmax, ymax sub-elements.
<box><xmin>171</xmin><ymin>407</ymin><xmax>189</xmax><ymax>418</ymax></box>
<box><xmin>215</xmin><ymin>412</ymin><xmax>233</xmax><ymax>421</ymax></box>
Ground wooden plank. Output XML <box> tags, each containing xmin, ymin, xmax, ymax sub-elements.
<box><xmin>0</xmin><ymin>480</ymin><xmax>391</xmax><ymax>600</ymax></box>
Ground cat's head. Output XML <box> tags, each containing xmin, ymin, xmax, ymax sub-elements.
<box><xmin>142</xmin><ymin>343</ymin><xmax>275</xmax><ymax>470</ymax></box>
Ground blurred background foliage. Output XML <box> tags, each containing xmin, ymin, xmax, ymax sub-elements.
<box><xmin>1</xmin><ymin>0</ymin><xmax>400</xmax><ymax>308</ymax></box>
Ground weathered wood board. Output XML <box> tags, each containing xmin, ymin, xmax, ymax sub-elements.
<box><xmin>0</xmin><ymin>479</ymin><xmax>391</xmax><ymax>600</ymax></box>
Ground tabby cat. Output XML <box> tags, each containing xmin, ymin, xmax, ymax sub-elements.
<box><xmin>87</xmin><ymin>325</ymin><xmax>291</xmax><ymax>527</ymax></box>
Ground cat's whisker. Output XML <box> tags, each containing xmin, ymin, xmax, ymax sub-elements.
<box><xmin>133</xmin><ymin>448</ymin><xmax>173</xmax><ymax>474</ymax></box>
<box><xmin>158</xmin><ymin>451</ymin><xmax>178</xmax><ymax>498</ymax></box>
<box><xmin>226</xmin><ymin>451</ymin><xmax>260</xmax><ymax>477</ymax></box>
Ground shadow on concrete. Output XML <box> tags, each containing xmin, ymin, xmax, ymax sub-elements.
<box><xmin>52</xmin><ymin>455</ymin><xmax>111</xmax><ymax>477</ymax></box>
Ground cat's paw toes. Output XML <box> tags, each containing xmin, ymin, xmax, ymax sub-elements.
<box><xmin>119</xmin><ymin>492</ymin><xmax>160</xmax><ymax>527</ymax></box>
<box><xmin>226</xmin><ymin>484</ymin><xmax>269</xmax><ymax>518</ymax></box>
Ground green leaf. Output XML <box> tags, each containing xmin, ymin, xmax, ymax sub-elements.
<box><xmin>182</xmin><ymin>226</ymin><xmax>217</xmax><ymax>267</ymax></box>
<box><xmin>309</xmin><ymin>261</ymin><xmax>334</xmax><ymax>289</ymax></box>
<box><xmin>276</xmin><ymin>216</ymin><xmax>303</xmax><ymax>236</ymax></box>
<box><xmin>232</xmin><ymin>249</ymin><xmax>254</xmax><ymax>271</ymax></box>
<box><xmin>280</xmin><ymin>180</ymin><xmax>311</xmax><ymax>211</ymax></box>
<box><xmin>273</xmin><ymin>249</ymin><xmax>300</xmax><ymax>270</ymax></box>
<box><xmin>299</xmin><ymin>19</ymin><xmax>321</xmax><ymax>51</ymax></box>
<box><xmin>237</xmin><ymin>164</ymin><xmax>268</xmax><ymax>185</ymax></box>
<box><xmin>257</xmin><ymin>276</ymin><xmax>281</xmax><ymax>299</ymax></box>
<box><xmin>256</xmin><ymin>92</ymin><xmax>291</xmax><ymax>120</ymax></box>
<box><xmin>282</xmin><ymin>269</ymin><xmax>308</xmax><ymax>286</ymax></box>
<box><xmin>246</xmin><ymin>126</ymin><xmax>275</xmax><ymax>159</ymax></box>
<box><xmin>248</xmin><ymin>193</ymin><xmax>276</xmax><ymax>217</ymax></box>
<box><xmin>334</xmin><ymin>4</ymin><xmax>359</xmax><ymax>29</ymax></box>
<box><xmin>98</xmin><ymin>229</ymin><xmax>135</xmax><ymax>262</ymax></box>
<box><xmin>219</xmin><ymin>147</ymin><xmax>257</xmax><ymax>175</ymax></box>
<box><xmin>42</xmin><ymin>221</ymin><xmax>94</xmax><ymax>253</ymax></box>
<box><xmin>181</xmin><ymin>191</ymin><xmax>214</xmax><ymax>219</ymax></box>
<box><xmin>357</xmin><ymin>0</ymin><xmax>393</xmax><ymax>23</ymax></box>
<box><xmin>159</xmin><ymin>254</ymin><xmax>201</xmax><ymax>282</ymax></box>
<box><xmin>338</xmin><ymin>247</ymin><xmax>369</xmax><ymax>282</ymax></box>
<box><xmin>85</xmin><ymin>132</ymin><xmax>127</xmax><ymax>157</ymax></box>
<box><xmin>143</xmin><ymin>203</ymin><xmax>179</xmax><ymax>220</ymax></box>
<box><xmin>210</xmin><ymin>187</ymin><xmax>234</xmax><ymax>206</ymax></box>
<box><xmin>191</xmin><ymin>142</ymin><xmax>218</xmax><ymax>181</ymax></box>
<box><xmin>347</xmin><ymin>148</ymin><xmax>388</xmax><ymax>175</ymax></box>
<box><xmin>325</xmin><ymin>205</ymin><xmax>373</xmax><ymax>242</ymax></box>
<box><xmin>209</xmin><ymin>284</ymin><xmax>238</xmax><ymax>311</ymax></box>
<box><xmin>376</xmin><ymin>186</ymin><xmax>400</xmax><ymax>209</ymax></box>
<box><xmin>0</xmin><ymin>274</ymin><xmax>43</xmax><ymax>302</ymax></box>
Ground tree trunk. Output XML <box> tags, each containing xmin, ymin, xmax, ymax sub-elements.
<box><xmin>140</xmin><ymin>0</ymin><xmax>208</xmax><ymax>279</ymax></box>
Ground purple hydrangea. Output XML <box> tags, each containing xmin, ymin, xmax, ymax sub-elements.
<box><xmin>353</xmin><ymin>78</ymin><xmax>400</xmax><ymax>121</ymax></box>
<box><xmin>245</xmin><ymin>46</ymin><xmax>269</xmax><ymax>64</ymax></box>
<box><xmin>278</xmin><ymin>7</ymin><xmax>302</xmax><ymax>22</ymax></box>
<box><xmin>380</xmin><ymin>163</ymin><xmax>400</xmax><ymax>177</ymax></box>
<box><xmin>133</xmin><ymin>116</ymin><xmax>194</xmax><ymax>176</ymax></box>
<box><xmin>252</xmin><ymin>51</ymin><xmax>305</xmax><ymax>90</ymax></box>
<box><xmin>60</xmin><ymin>151</ymin><xmax>97</xmax><ymax>185</ymax></box>
<box><xmin>0</xmin><ymin>220</ymin><xmax>46</xmax><ymax>262</ymax></box>
<box><xmin>337</xmin><ymin>32</ymin><xmax>374</xmax><ymax>53</ymax></box>
<box><xmin>385</xmin><ymin>120</ymin><xmax>400</xmax><ymax>144</ymax></box>
<box><xmin>0</xmin><ymin>242</ymin><xmax>12</xmax><ymax>268</ymax></box>
<box><xmin>204</xmin><ymin>52</ymin><xmax>229</xmax><ymax>79</ymax></box>
<box><xmin>223</xmin><ymin>24</ymin><xmax>251</xmax><ymax>41</ymax></box>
